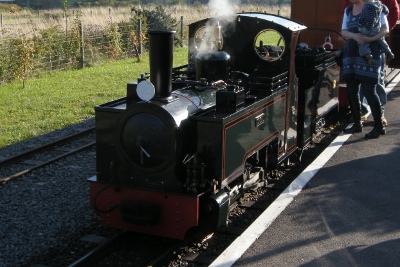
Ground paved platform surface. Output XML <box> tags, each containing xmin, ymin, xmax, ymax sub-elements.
<box><xmin>211</xmin><ymin>75</ymin><xmax>400</xmax><ymax>267</ymax></box>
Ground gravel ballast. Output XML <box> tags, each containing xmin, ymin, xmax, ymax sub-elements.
<box><xmin>0</xmin><ymin>118</ymin><xmax>110</xmax><ymax>267</ymax></box>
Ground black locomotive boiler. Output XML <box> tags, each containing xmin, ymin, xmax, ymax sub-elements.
<box><xmin>89</xmin><ymin>12</ymin><xmax>340</xmax><ymax>239</ymax></box>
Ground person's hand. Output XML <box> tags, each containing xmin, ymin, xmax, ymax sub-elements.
<box><xmin>360</xmin><ymin>35</ymin><xmax>374</xmax><ymax>43</ymax></box>
<box><xmin>354</xmin><ymin>33</ymin><xmax>366</xmax><ymax>44</ymax></box>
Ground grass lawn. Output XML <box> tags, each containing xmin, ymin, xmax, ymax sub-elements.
<box><xmin>0</xmin><ymin>47</ymin><xmax>188</xmax><ymax>148</ymax></box>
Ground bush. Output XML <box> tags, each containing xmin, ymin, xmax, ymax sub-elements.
<box><xmin>34</xmin><ymin>25</ymin><xmax>81</xmax><ymax>71</ymax></box>
<box><xmin>142</xmin><ymin>5</ymin><xmax>182</xmax><ymax>46</ymax></box>
<box><xmin>0</xmin><ymin>31</ymin><xmax>35</xmax><ymax>85</ymax></box>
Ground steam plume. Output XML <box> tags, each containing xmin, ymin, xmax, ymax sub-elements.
<box><xmin>208</xmin><ymin>0</ymin><xmax>240</xmax><ymax>17</ymax></box>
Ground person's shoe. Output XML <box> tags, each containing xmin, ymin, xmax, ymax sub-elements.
<box><xmin>344</xmin><ymin>123</ymin><xmax>363</xmax><ymax>134</ymax></box>
<box><xmin>361</xmin><ymin>114</ymin><xmax>368</xmax><ymax>122</ymax></box>
<box><xmin>365</xmin><ymin>127</ymin><xmax>386</xmax><ymax>139</ymax></box>
<box><xmin>366</xmin><ymin>54</ymin><xmax>374</xmax><ymax>66</ymax></box>
<box><xmin>387</xmin><ymin>52</ymin><xmax>395</xmax><ymax>61</ymax></box>
<box><xmin>382</xmin><ymin>115</ymin><xmax>387</xmax><ymax>126</ymax></box>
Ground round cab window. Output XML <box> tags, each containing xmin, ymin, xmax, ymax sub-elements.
<box><xmin>193</xmin><ymin>25</ymin><xmax>224</xmax><ymax>52</ymax></box>
<box><xmin>254</xmin><ymin>29</ymin><xmax>285</xmax><ymax>61</ymax></box>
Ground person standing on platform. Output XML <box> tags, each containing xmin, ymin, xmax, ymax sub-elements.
<box><xmin>341</xmin><ymin>0</ymin><xmax>387</xmax><ymax>138</ymax></box>
<box><xmin>342</xmin><ymin>0</ymin><xmax>399</xmax><ymax>126</ymax></box>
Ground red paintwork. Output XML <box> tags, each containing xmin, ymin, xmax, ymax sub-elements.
<box><xmin>89</xmin><ymin>177</ymin><xmax>199</xmax><ymax>240</ymax></box>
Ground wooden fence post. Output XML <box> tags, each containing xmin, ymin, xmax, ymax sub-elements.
<box><xmin>180</xmin><ymin>16</ymin><xmax>183</xmax><ymax>41</ymax></box>
<box><xmin>65</xmin><ymin>11</ymin><xmax>68</xmax><ymax>38</ymax></box>
<box><xmin>138</xmin><ymin>19</ymin><xmax>142</xmax><ymax>56</ymax></box>
<box><xmin>80</xmin><ymin>21</ymin><xmax>85</xmax><ymax>69</ymax></box>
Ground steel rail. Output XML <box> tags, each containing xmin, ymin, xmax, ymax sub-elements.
<box><xmin>0</xmin><ymin>142</ymin><xmax>95</xmax><ymax>184</ymax></box>
<box><xmin>0</xmin><ymin>127</ymin><xmax>95</xmax><ymax>166</ymax></box>
<box><xmin>67</xmin><ymin>231</ymin><xmax>128</xmax><ymax>267</ymax></box>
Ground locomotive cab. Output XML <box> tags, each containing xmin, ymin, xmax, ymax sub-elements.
<box><xmin>186</xmin><ymin>13</ymin><xmax>306</xmax><ymax>189</ymax></box>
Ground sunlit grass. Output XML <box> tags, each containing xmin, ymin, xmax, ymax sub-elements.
<box><xmin>0</xmin><ymin>47</ymin><xmax>188</xmax><ymax>147</ymax></box>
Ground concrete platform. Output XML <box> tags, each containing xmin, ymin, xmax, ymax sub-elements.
<box><xmin>210</xmin><ymin>71</ymin><xmax>400</xmax><ymax>267</ymax></box>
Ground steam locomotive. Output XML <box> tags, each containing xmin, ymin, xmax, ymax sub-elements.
<box><xmin>88</xmin><ymin>12</ymin><xmax>341</xmax><ymax>239</ymax></box>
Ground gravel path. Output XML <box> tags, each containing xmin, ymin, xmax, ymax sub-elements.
<box><xmin>0</xmin><ymin>118</ymin><xmax>109</xmax><ymax>267</ymax></box>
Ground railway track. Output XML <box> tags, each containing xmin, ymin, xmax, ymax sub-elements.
<box><xmin>64</xmin><ymin>230</ymin><xmax>185</xmax><ymax>267</ymax></box>
<box><xmin>0</xmin><ymin>127</ymin><xmax>95</xmax><ymax>184</ymax></box>
<box><xmin>67</xmin><ymin>231</ymin><xmax>128</xmax><ymax>267</ymax></box>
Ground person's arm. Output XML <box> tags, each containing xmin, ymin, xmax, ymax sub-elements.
<box><xmin>341</xmin><ymin>10</ymin><xmax>363</xmax><ymax>41</ymax></box>
<box><xmin>360</xmin><ymin>19</ymin><xmax>389</xmax><ymax>43</ymax></box>
<box><xmin>341</xmin><ymin>6</ymin><xmax>367</xmax><ymax>43</ymax></box>
<box><xmin>342</xmin><ymin>29</ymin><xmax>365</xmax><ymax>43</ymax></box>
<box><xmin>385</xmin><ymin>0</ymin><xmax>399</xmax><ymax>30</ymax></box>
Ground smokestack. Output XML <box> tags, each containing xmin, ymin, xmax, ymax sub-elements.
<box><xmin>147</xmin><ymin>30</ymin><xmax>176</xmax><ymax>100</ymax></box>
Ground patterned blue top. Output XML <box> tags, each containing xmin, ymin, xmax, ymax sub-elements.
<box><xmin>342</xmin><ymin>5</ymin><xmax>382</xmax><ymax>83</ymax></box>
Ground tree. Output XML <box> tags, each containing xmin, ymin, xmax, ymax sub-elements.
<box><xmin>15</xmin><ymin>0</ymin><xmax>64</xmax><ymax>9</ymax></box>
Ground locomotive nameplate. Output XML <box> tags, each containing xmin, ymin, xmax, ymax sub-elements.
<box><xmin>255</xmin><ymin>114</ymin><xmax>265</xmax><ymax>128</ymax></box>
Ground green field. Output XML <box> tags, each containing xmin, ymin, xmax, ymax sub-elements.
<box><xmin>0</xmin><ymin>47</ymin><xmax>188</xmax><ymax>148</ymax></box>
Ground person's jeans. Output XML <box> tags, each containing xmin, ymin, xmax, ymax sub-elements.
<box><xmin>349</xmin><ymin>77</ymin><xmax>381</xmax><ymax>124</ymax></box>
<box><xmin>360</xmin><ymin>53</ymin><xmax>386</xmax><ymax>116</ymax></box>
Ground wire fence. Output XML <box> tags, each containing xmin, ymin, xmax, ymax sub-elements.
<box><xmin>0</xmin><ymin>17</ymin><xmax>185</xmax><ymax>85</ymax></box>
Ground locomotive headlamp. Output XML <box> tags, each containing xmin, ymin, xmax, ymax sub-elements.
<box><xmin>136</xmin><ymin>80</ymin><xmax>155</xmax><ymax>101</ymax></box>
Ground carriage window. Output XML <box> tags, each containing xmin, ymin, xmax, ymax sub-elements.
<box><xmin>193</xmin><ymin>25</ymin><xmax>224</xmax><ymax>52</ymax></box>
<box><xmin>254</xmin><ymin>29</ymin><xmax>285</xmax><ymax>61</ymax></box>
